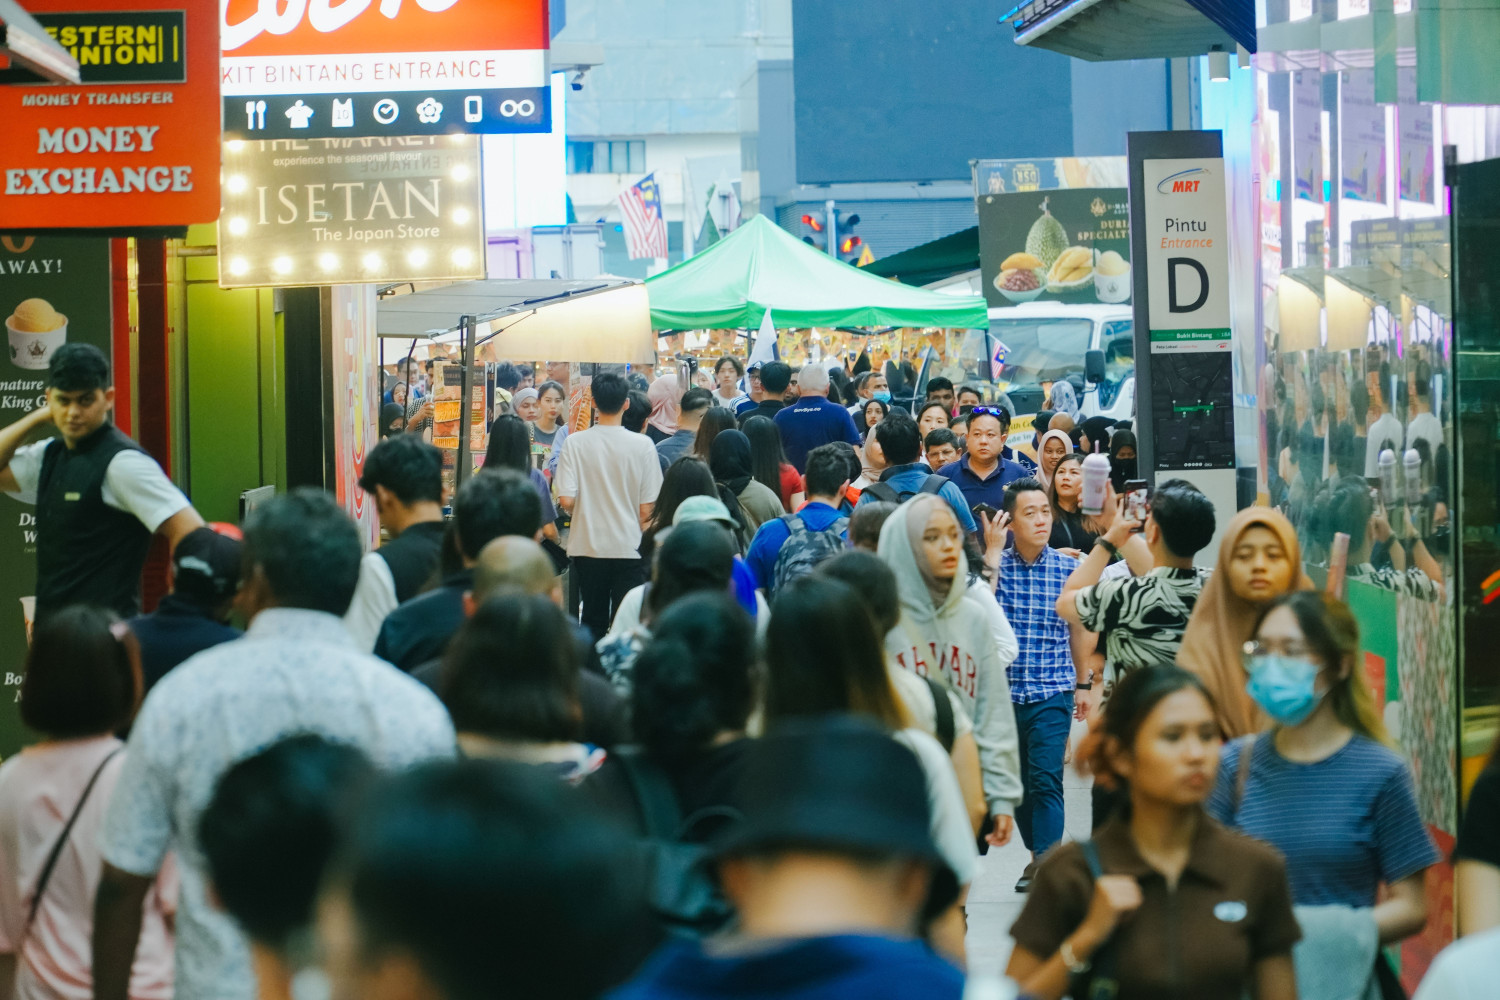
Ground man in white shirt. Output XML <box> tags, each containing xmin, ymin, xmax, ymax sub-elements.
<box><xmin>557</xmin><ymin>372</ymin><xmax>663</xmax><ymax>638</ymax></box>
<box><xmin>93</xmin><ymin>489</ymin><xmax>455</xmax><ymax>1000</ymax></box>
<box><xmin>0</xmin><ymin>343</ymin><xmax>201</xmax><ymax>621</ymax></box>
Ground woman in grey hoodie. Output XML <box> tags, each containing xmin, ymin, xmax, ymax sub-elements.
<box><xmin>880</xmin><ymin>494</ymin><xmax>1024</xmax><ymax>848</ymax></box>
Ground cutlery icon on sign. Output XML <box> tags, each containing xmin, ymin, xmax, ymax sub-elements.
<box><xmin>244</xmin><ymin>100</ymin><xmax>267</xmax><ymax>130</ymax></box>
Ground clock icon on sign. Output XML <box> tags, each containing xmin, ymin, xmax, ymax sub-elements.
<box><xmin>373</xmin><ymin>98</ymin><xmax>399</xmax><ymax>125</ymax></box>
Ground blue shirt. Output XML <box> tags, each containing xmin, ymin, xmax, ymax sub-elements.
<box><xmin>1208</xmin><ymin>733</ymin><xmax>1440</xmax><ymax>908</ymax></box>
<box><xmin>936</xmin><ymin>454</ymin><xmax>1029</xmax><ymax>513</ymax></box>
<box><xmin>773</xmin><ymin>395</ymin><xmax>862</xmax><ymax>472</ymax></box>
<box><xmin>997</xmin><ymin>545</ymin><xmax>1079</xmax><ymax>704</ymax></box>
<box><xmin>745</xmin><ymin>502</ymin><xmax>847</xmax><ymax>591</ymax></box>
<box><xmin>656</xmin><ymin>428</ymin><xmax>697</xmax><ymax>472</ymax></box>
<box><xmin>608</xmin><ymin>933</ymin><xmax>965</xmax><ymax>1000</ymax></box>
<box><xmin>1002</xmin><ymin>445</ymin><xmax>1038</xmax><ymax>474</ymax></box>
<box><xmin>856</xmin><ymin>464</ymin><xmax>978</xmax><ymax>536</ymax></box>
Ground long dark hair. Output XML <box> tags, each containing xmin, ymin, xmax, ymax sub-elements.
<box><xmin>631</xmin><ymin>593</ymin><xmax>756</xmax><ymax>761</ymax></box>
<box><xmin>21</xmin><ymin>606</ymin><xmax>141</xmax><ymax>738</ymax></box>
<box><xmin>693</xmin><ymin>409</ymin><xmax>737</xmax><ymax>463</ymax></box>
<box><xmin>642</xmin><ymin>457</ymin><xmax>717</xmax><ymax>561</ymax></box>
<box><xmin>763</xmin><ymin>576</ymin><xmax>908</xmax><ymax>731</ymax></box>
<box><xmin>647</xmin><ymin>521</ymin><xmax>736</xmax><ymax>623</ymax></box>
<box><xmin>484</xmin><ymin>414</ymin><xmax>531</xmax><ymax>473</ymax></box>
<box><xmin>1083</xmin><ymin>665</ymin><xmax>1215</xmax><ymax>794</ymax></box>
<box><xmin>861</xmin><ymin>397</ymin><xmax>889</xmax><ymax>430</ymax></box>
<box><xmin>741</xmin><ymin>415</ymin><xmax>788</xmax><ymax>502</ymax></box>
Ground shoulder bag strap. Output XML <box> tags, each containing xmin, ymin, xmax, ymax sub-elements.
<box><xmin>1077</xmin><ymin>840</ymin><xmax>1120</xmax><ymax>1000</ymax></box>
<box><xmin>612</xmin><ymin>748</ymin><xmax>684</xmax><ymax>841</ymax></box>
<box><xmin>924</xmin><ymin>676</ymin><xmax>956</xmax><ymax>753</ymax></box>
<box><xmin>26</xmin><ymin>746</ymin><xmax>123</xmax><ymax>937</ymax></box>
<box><xmin>863</xmin><ymin>482</ymin><xmax>899</xmax><ymax>504</ymax></box>
<box><xmin>920</xmin><ymin>474</ymin><xmax>947</xmax><ymax>496</ymax></box>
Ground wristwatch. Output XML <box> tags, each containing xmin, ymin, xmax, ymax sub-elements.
<box><xmin>1060</xmin><ymin>938</ymin><xmax>1091</xmax><ymax>974</ymax></box>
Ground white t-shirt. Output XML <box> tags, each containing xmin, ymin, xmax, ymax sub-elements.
<box><xmin>5</xmin><ymin>438</ymin><xmax>190</xmax><ymax>532</ymax></box>
<box><xmin>607</xmin><ymin>581</ymin><xmax>771</xmax><ymax>638</ymax></box>
<box><xmin>1412</xmin><ymin>927</ymin><xmax>1500</xmax><ymax>1000</ymax></box>
<box><xmin>555</xmin><ymin>425</ymin><xmax>663</xmax><ymax>559</ymax></box>
<box><xmin>893</xmin><ymin>728</ymin><xmax>980</xmax><ymax>887</ymax></box>
<box><xmin>342</xmin><ymin>552</ymin><xmax>398</xmax><ymax>652</ymax></box>
<box><xmin>1406</xmin><ymin>411</ymin><xmax>1442</xmax><ymax>455</ymax></box>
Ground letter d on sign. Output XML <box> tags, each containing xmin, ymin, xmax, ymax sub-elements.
<box><xmin>1167</xmin><ymin>257</ymin><xmax>1209</xmax><ymax>313</ymax></box>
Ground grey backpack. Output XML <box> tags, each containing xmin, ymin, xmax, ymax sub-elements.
<box><xmin>770</xmin><ymin>513</ymin><xmax>849</xmax><ymax>594</ymax></box>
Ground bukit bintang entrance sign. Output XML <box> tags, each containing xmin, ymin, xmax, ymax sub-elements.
<box><xmin>0</xmin><ymin>0</ymin><xmax>220</xmax><ymax>229</ymax></box>
<box><xmin>220</xmin><ymin>0</ymin><xmax>552</xmax><ymax>140</ymax></box>
<box><xmin>217</xmin><ymin>135</ymin><xmax>486</xmax><ymax>288</ymax></box>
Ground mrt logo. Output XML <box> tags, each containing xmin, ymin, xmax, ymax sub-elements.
<box><xmin>1172</xmin><ymin>179</ymin><xmax>1201</xmax><ymax>192</ymax></box>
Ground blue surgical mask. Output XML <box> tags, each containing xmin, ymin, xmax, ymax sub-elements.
<box><xmin>873</xmin><ymin>390</ymin><xmax>892</xmax><ymax>403</ymax></box>
<box><xmin>1245</xmin><ymin>655</ymin><xmax>1325</xmax><ymax>726</ymax></box>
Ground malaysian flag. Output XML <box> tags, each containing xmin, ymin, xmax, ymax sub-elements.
<box><xmin>617</xmin><ymin>173</ymin><xmax>669</xmax><ymax>260</ymax></box>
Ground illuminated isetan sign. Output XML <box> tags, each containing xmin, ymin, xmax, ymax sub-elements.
<box><xmin>217</xmin><ymin>135</ymin><xmax>485</xmax><ymax>288</ymax></box>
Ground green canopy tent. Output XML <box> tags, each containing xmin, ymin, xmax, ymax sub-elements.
<box><xmin>645</xmin><ymin>215</ymin><xmax>988</xmax><ymax>330</ymax></box>
<box><xmin>860</xmin><ymin>226</ymin><xmax>979</xmax><ymax>287</ymax></box>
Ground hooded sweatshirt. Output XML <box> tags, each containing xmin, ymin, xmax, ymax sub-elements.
<box><xmin>879</xmin><ymin>497</ymin><xmax>1023</xmax><ymax>818</ymax></box>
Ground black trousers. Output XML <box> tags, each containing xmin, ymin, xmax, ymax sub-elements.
<box><xmin>572</xmin><ymin>556</ymin><xmax>646</xmax><ymax>640</ymax></box>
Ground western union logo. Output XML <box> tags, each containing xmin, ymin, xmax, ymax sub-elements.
<box><xmin>40</xmin><ymin>12</ymin><xmax>187</xmax><ymax>85</ymax></box>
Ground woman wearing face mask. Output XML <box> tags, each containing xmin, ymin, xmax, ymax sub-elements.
<box><xmin>1108</xmin><ymin>430</ymin><xmax>1138</xmax><ymax>492</ymax></box>
<box><xmin>1008</xmin><ymin>666</ymin><xmax>1300</xmax><ymax>1000</ymax></box>
<box><xmin>1036</xmin><ymin>429</ymin><xmax>1074</xmax><ymax>492</ymax></box>
<box><xmin>1209</xmin><ymin>592</ymin><xmax>1438</xmax><ymax>995</ymax></box>
<box><xmin>1047</xmin><ymin>454</ymin><xmax>1111</xmax><ymax>555</ymax></box>
<box><xmin>1178</xmin><ymin>508</ymin><xmax>1312</xmax><ymax>738</ymax></box>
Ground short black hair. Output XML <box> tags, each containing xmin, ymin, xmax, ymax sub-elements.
<box><xmin>804</xmin><ymin>443</ymin><xmax>850</xmax><ymax>498</ymax></box>
<box><xmin>848</xmin><ymin>500</ymin><xmax>897</xmax><ymax>550</ymax></box>
<box><xmin>758</xmin><ymin>361</ymin><xmax>792</xmax><ymax>395</ymax></box>
<box><xmin>827</xmin><ymin>441</ymin><xmax>862</xmax><ymax>484</ymax></box>
<box><xmin>967</xmin><ymin>408</ymin><xmax>1008</xmax><ymax>435</ymax></box>
<box><xmin>199</xmin><ymin>735</ymin><xmax>374</xmax><ymax>954</ymax></box>
<box><xmin>359</xmin><ymin>435</ymin><xmax>443</xmax><ymax>505</ymax></box>
<box><xmin>1002</xmin><ymin>476</ymin><xmax>1047</xmax><ymax>514</ymax></box>
<box><xmin>873</xmin><ymin>410</ymin><xmax>922</xmax><ymax>466</ymax></box>
<box><xmin>623</xmin><ymin>389</ymin><xmax>651</xmax><ymax>433</ymax></box>
<box><xmin>926</xmin><ymin>376</ymin><xmax>954</xmax><ymax>396</ymax></box>
<box><xmin>453</xmin><ymin>470</ymin><xmax>543</xmax><ymax>559</ymax></box>
<box><xmin>715</xmin><ymin>355</ymin><xmax>745</xmax><ymax>378</ymax></box>
<box><xmin>517</xmin><ymin>364</ymin><xmax>534</xmax><ymax>381</ymax></box>
<box><xmin>495</xmin><ymin>362</ymin><xmax>522</xmax><ymax>392</ymax></box>
<box><xmin>21</xmin><ymin>605</ymin><xmax>138</xmax><ymax>738</ymax></box>
<box><xmin>679</xmin><ymin>386</ymin><xmax>714</xmax><ymax>417</ymax></box>
<box><xmin>1147</xmin><ymin>479</ymin><xmax>1216</xmax><ymax>558</ymax></box>
<box><xmin>244</xmin><ymin>488</ymin><xmax>363</xmax><ymax>615</ymax></box>
<box><xmin>441</xmin><ymin>593</ymin><xmax>580</xmax><ymax>743</ymax></box>
<box><xmin>591</xmin><ymin>373</ymin><xmax>628</xmax><ymax>415</ymax></box>
<box><xmin>48</xmin><ymin>343</ymin><xmax>110</xmax><ymax>392</ymax></box>
<box><xmin>956</xmin><ymin>384</ymin><xmax>982</xmax><ymax>403</ymax></box>
<box><xmin>924</xmin><ymin>427</ymin><xmax>958</xmax><ymax>452</ymax></box>
<box><xmin>328</xmin><ymin>760</ymin><xmax>650</xmax><ymax>1000</ymax></box>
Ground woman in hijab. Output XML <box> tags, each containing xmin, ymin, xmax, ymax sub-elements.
<box><xmin>1178</xmin><ymin>507</ymin><xmax>1313</xmax><ymax>738</ymax></box>
<box><xmin>645</xmin><ymin>374</ymin><xmax>681</xmax><ymax>444</ymax></box>
<box><xmin>380</xmin><ymin>402</ymin><xmax>406</xmax><ymax>438</ymax></box>
<box><xmin>1108</xmin><ymin>428</ymin><xmax>1138</xmax><ymax>492</ymax></box>
<box><xmin>879</xmin><ymin>495</ymin><xmax>1022</xmax><ymax>847</ymax></box>
<box><xmin>1049</xmin><ymin>380</ymin><xmax>1080</xmax><ymax>420</ymax></box>
<box><xmin>1077</xmin><ymin>416</ymin><xmax>1115</xmax><ymax>457</ymax></box>
<box><xmin>511</xmin><ymin>386</ymin><xmax>540</xmax><ymax>423</ymax></box>
<box><xmin>708</xmin><ymin>429</ymin><xmax>784</xmax><ymax>535</ymax></box>
<box><xmin>385</xmin><ymin>380</ymin><xmax>406</xmax><ymax>407</ymax></box>
<box><xmin>1035</xmin><ymin>428</ymin><xmax>1074</xmax><ymax>491</ymax></box>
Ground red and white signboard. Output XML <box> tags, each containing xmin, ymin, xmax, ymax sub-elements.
<box><xmin>220</xmin><ymin>0</ymin><xmax>551</xmax><ymax>139</ymax></box>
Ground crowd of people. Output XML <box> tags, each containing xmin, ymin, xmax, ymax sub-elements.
<box><xmin>0</xmin><ymin>344</ymin><xmax>1494</xmax><ymax>1000</ymax></box>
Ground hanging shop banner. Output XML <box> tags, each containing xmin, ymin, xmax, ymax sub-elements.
<box><xmin>0</xmin><ymin>0</ymin><xmax>221</xmax><ymax>230</ymax></box>
<box><xmin>1341</xmin><ymin>70</ymin><xmax>1386</xmax><ymax>203</ymax></box>
<box><xmin>217</xmin><ymin>135</ymin><xmax>486</xmax><ymax>289</ymax></box>
<box><xmin>328</xmin><ymin>284</ymin><xmax>381</xmax><ymax>551</ymax></box>
<box><xmin>1398</xmin><ymin>68</ymin><xmax>1435</xmax><ymax>204</ymax></box>
<box><xmin>1140</xmin><ymin>158</ymin><xmax>1233</xmax><ymax>353</ymax></box>
<box><xmin>0</xmin><ymin>235</ymin><xmax>114</xmax><ymax>757</ymax></box>
<box><xmin>220</xmin><ymin>0</ymin><xmax>551</xmax><ymax>140</ymax></box>
<box><xmin>1292</xmin><ymin>70</ymin><xmax>1324</xmax><ymax>203</ymax></box>
<box><xmin>976</xmin><ymin>187</ymin><xmax>1132</xmax><ymax>309</ymax></box>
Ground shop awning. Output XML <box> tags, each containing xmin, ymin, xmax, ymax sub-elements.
<box><xmin>376</xmin><ymin>277</ymin><xmax>654</xmax><ymax>364</ymax></box>
<box><xmin>861</xmin><ymin>227</ymin><xmax>980</xmax><ymax>287</ymax></box>
<box><xmin>0</xmin><ymin>0</ymin><xmax>80</xmax><ymax>83</ymax></box>
<box><xmin>1001</xmin><ymin>0</ymin><xmax>1253</xmax><ymax>62</ymax></box>
<box><xmin>645</xmin><ymin>215</ymin><xmax>989</xmax><ymax>330</ymax></box>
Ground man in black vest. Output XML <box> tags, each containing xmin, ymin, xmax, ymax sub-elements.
<box><xmin>0</xmin><ymin>344</ymin><xmax>202</xmax><ymax>622</ymax></box>
<box><xmin>342</xmin><ymin>433</ymin><xmax>447</xmax><ymax>650</ymax></box>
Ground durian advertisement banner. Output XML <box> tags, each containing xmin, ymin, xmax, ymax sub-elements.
<box><xmin>976</xmin><ymin>188</ymin><xmax>1131</xmax><ymax>309</ymax></box>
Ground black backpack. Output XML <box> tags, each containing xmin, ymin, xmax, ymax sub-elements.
<box><xmin>613</xmin><ymin>748</ymin><xmax>740</xmax><ymax>938</ymax></box>
<box><xmin>862</xmin><ymin>473</ymin><xmax>947</xmax><ymax>505</ymax></box>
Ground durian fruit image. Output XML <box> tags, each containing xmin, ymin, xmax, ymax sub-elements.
<box><xmin>1025</xmin><ymin>197</ymin><xmax>1069</xmax><ymax>269</ymax></box>
<box><xmin>1001</xmin><ymin>252</ymin><xmax>1044</xmax><ymax>271</ymax></box>
<box><xmin>1046</xmin><ymin>246</ymin><xmax>1094</xmax><ymax>292</ymax></box>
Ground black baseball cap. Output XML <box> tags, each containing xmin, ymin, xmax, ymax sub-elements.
<box><xmin>714</xmin><ymin>715</ymin><xmax>959</xmax><ymax>917</ymax></box>
<box><xmin>173</xmin><ymin>526</ymin><xmax>244</xmax><ymax>603</ymax></box>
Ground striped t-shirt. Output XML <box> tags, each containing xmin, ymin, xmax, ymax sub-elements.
<box><xmin>1207</xmin><ymin>733</ymin><xmax>1440</xmax><ymax>908</ymax></box>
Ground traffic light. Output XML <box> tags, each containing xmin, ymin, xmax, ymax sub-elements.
<box><xmin>800</xmin><ymin>212</ymin><xmax>826</xmax><ymax>250</ymax></box>
<box><xmin>836</xmin><ymin>212</ymin><xmax>862</xmax><ymax>261</ymax></box>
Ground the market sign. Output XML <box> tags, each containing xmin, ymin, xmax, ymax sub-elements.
<box><xmin>220</xmin><ymin>0</ymin><xmax>551</xmax><ymax>140</ymax></box>
<box><xmin>217</xmin><ymin>135</ymin><xmax>486</xmax><ymax>288</ymax></box>
<box><xmin>0</xmin><ymin>0</ymin><xmax>220</xmax><ymax>230</ymax></box>
<box><xmin>1140</xmin><ymin>158</ymin><xmax>1232</xmax><ymax>353</ymax></box>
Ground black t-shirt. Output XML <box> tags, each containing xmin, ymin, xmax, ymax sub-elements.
<box><xmin>584</xmin><ymin>737</ymin><xmax>752</xmax><ymax>838</ymax></box>
<box><xmin>1456</xmin><ymin>766</ymin><xmax>1500</xmax><ymax>867</ymax></box>
<box><xmin>1049</xmin><ymin>507</ymin><xmax>1099</xmax><ymax>552</ymax></box>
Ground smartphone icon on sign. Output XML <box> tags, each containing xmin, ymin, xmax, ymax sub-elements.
<box><xmin>464</xmin><ymin>96</ymin><xmax>482</xmax><ymax>123</ymax></box>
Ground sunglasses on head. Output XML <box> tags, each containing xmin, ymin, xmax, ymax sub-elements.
<box><xmin>969</xmin><ymin>406</ymin><xmax>1009</xmax><ymax>422</ymax></box>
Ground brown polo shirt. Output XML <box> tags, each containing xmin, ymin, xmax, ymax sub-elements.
<box><xmin>1010</xmin><ymin>813</ymin><xmax>1301</xmax><ymax>1000</ymax></box>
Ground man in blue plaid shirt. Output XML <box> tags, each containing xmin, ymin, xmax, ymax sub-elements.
<box><xmin>984</xmin><ymin>477</ymin><xmax>1098</xmax><ymax>893</ymax></box>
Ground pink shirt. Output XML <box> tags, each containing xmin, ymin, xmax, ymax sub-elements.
<box><xmin>0</xmin><ymin>737</ymin><xmax>174</xmax><ymax>1000</ymax></box>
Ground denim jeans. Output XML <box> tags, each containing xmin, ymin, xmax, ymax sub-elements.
<box><xmin>1013</xmin><ymin>690</ymin><xmax>1073</xmax><ymax>857</ymax></box>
